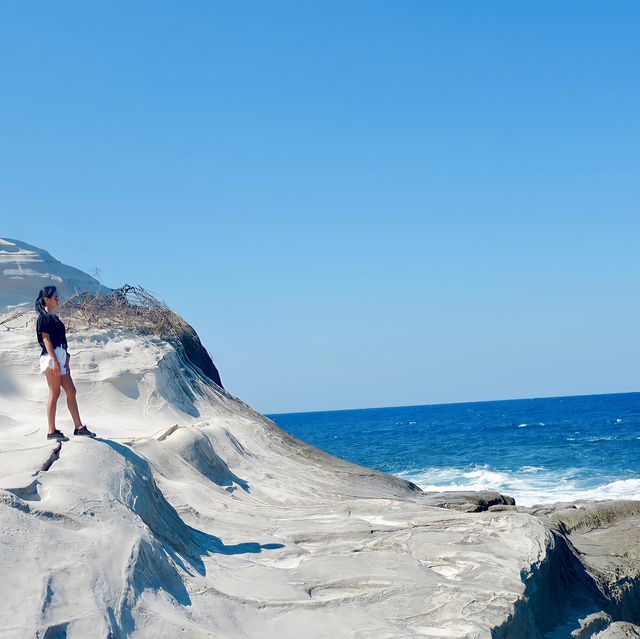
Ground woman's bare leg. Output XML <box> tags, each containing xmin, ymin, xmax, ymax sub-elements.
<box><xmin>60</xmin><ymin>373</ymin><xmax>83</xmax><ymax>429</ymax></box>
<box><xmin>44</xmin><ymin>368</ymin><xmax>62</xmax><ymax>434</ymax></box>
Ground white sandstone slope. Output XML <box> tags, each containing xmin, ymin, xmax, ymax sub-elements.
<box><xmin>0</xmin><ymin>238</ymin><xmax>107</xmax><ymax>312</ymax></box>
<box><xmin>1</xmin><ymin>239</ymin><xmax>640</xmax><ymax>639</ymax></box>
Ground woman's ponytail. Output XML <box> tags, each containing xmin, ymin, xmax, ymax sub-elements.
<box><xmin>35</xmin><ymin>286</ymin><xmax>57</xmax><ymax>315</ymax></box>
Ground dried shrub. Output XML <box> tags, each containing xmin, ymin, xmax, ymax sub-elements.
<box><xmin>61</xmin><ymin>284</ymin><xmax>223</xmax><ymax>387</ymax></box>
<box><xmin>61</xmin><ymin>285</ymin><xmax>184</xmax><ymax>336</ymax></box>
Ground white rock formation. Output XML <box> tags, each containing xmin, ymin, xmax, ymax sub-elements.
<box><xmin>1</xmin><ymin>239</ymin><xmax>639</xmax><ymax>638</ymax></box>
<box><xmin>0</xmin><ymin>238</ymin><xmax>106</xmax><ymax>312</ymax></box>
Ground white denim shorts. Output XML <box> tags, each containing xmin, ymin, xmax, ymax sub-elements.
<box><xmin>40</xmin><ymin>346</ymin><xmax>69</xmax><ymax>376</ymax></box>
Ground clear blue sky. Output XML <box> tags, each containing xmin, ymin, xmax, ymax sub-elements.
<box><xmin>1</xmin><ymin>2</ymin><xmax>638</xmax><ymax>413</ymax></box>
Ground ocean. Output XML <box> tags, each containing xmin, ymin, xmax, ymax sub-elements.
<box><xmin>268</xmin><ymin>392</ymin><xmax>640</xmax><ymax>507</ymax></box>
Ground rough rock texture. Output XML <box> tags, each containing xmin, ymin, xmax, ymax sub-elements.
<box><xmin>513</xmin><ymin>501</ymin><xmax>640</xmax><ymax>637</ymax></box>
<box><xmin>174</xmin><ymin>323</ymin><xmax>224</xmax><ymax>388</ymax></box>
<box><xmin>572</xmin><ymin>612</ymin><xmax>615</xmax><ymax>638</ymax></box>
<box><xmin>594</xmin><ymin>622</ymin><xmax>640</xmax><ymax>638</ymax></box>
<box><xmin>422</xmin><ymin>490</ymin><xmax>516</xmax><ymax>513</ymax></box>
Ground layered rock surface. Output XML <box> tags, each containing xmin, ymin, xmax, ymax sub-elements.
<box><xmin>0</xmin><ymin>238</ymin><xmax>106</xmax><ymax>312</ymax></box>
<box><xmin>1</xmin><ymin>240</ymin><xmax>639</xmax><ymax>638</ymax></box>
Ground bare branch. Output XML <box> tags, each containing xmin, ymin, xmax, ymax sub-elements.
<box><xmin>59</xmin><ymin>284</ymin><xmax>190</xmax><ymax>341</ymax></box>
<box><xmin>0</xmin><ymin>308</ymin><xmax>30</xmax><ymax>328</ymax></box>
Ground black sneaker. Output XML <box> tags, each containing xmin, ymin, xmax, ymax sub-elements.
<box><xmin>47</xmin><ymin>429</ymin><xmax>69</xmax><ymax>442</ymax></box>
<box><xmin>74</xmin><ymin>425</ymin><xmax>96</xmax><ymax>438</ymax></box>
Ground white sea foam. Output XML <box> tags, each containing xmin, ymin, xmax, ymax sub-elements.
<box><xmin>395</xmin><ymin>464</ymin><xmax>640</xmax><ymax>507</ymax></box>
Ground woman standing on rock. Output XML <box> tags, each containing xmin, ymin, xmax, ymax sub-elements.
<box><xmin>35</xmin><ymin>286</ymin><xmax>96</xmax><ymax>441</ymax></box>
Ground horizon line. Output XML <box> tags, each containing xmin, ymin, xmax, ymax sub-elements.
<box><xmin>265</xmin><ymin>389</ymin><xmax>640</xmax><ymax>417</ymax></box>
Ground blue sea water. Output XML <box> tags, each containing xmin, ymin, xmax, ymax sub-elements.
<box><xmin>268</xmin><ymin>392</ymin><xmax>640</xmax><ymax>507</ymax></box>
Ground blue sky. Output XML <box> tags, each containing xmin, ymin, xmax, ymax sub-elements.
<box><xmin>1</xmin><ymin>2</ymin><xmax>638</xmax><ymax>413</ymax></box>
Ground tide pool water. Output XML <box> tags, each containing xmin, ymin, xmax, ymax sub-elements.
<box><xmin>268</xmin><ymin>392</ymin><xmax>640</xmax><ymax>507</ymax></box>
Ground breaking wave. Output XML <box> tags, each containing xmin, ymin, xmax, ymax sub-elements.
<box><xmin>395</xmin><ymin>464</ymin><xmax>640</xmax><ymax>507</ymax></box>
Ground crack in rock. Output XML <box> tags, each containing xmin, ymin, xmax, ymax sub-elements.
<box><xmin>40</xmin><ymin>442</ymin><xmax>62</xmax><ymax>472</ymax></box>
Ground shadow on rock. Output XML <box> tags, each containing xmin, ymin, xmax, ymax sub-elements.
<box><xmin>95</xmin><ymin>438</ymin><xmax>284</xmax><ymax>579</ymax></box>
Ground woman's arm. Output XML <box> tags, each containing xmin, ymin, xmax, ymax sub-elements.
<box><xmin>42</xmin><ymin>333</ymin><xmax>61</xmax><ymax>375</ymax></box>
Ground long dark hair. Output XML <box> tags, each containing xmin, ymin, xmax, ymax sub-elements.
<box><xmin>35</xmin><ymin>286</ymin><xmax>57</xmax><ymax>315</ymax></box>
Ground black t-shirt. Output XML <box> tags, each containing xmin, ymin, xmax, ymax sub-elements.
<box><xmin>36</xmin><ymin>313</ymin><xmax>68</xmax><ymax>356</ymax></box>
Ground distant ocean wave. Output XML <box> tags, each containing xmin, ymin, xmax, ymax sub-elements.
<box><xmin>395</xmin><ymin>464</ymin><xmax>640</xmax><ymax>507</ymax></box>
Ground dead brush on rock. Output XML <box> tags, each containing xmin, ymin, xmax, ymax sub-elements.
<box><xmin>62</xmin><ymin>284</ymin><xmax>224</xmax><ymax>387</ymax></box>
<box><xmin>60</xmin><ymin>284</ymin><xmax>188</xmax><ymax>339</ymax></box>
<box><xmin>78</xmin><ymin>286</ymin><xmax>228</xmax><ymax>389</ymax></box>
